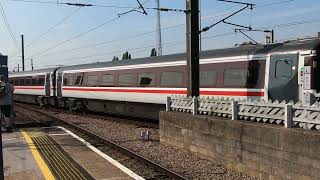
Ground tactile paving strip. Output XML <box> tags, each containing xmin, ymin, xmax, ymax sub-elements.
<box><xmin>23</xmin><ymin>128</ymin><xmax>95</xmax><ymax>180</ymax></box>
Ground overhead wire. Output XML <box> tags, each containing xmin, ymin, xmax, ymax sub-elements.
<box><xmin>55</xmin><ymin>17</ymin><xmax>320</xmax><ymax>64</ymax></box>
<box><xmin>60</xmin><ymin>40</ymin><xmax>185</xmax><ymax>64</ymax></box>
<box><xmin>257</xmin><ymin>0</ymin><xmax>295</xmax><ymax>8</ymax></box>
<box><xmin>10</xmin><ymin>0</ymin><xmax>298</xmax><ymax>65</ymax></box>
<box><xmin>26</xmin><ymin>0</ymin><xmax>92</xmax><ymax>48</ymax></box>
<box><xmin>57</xmin><ymin>31</ymin><xmax>239</xmax><ymax>66</ymax></box>
<box><xmin>9</xmin><ymin>0</ymin><xmax>93</xmax><ymax>58</ymax></box>
<box><xmin>8</xmin><ymin>0</ymin><xmax>136</xmax><ymax>9</ymax></box>
<box><xmin>40</xmin><ymin>24</ymin><xmax>185</xmax><ymax>57</ymax></box>
<box><xmin>201</xmin><ymin>0</ymin><xmax>295</xmax><ymax>33</ymax></box>
<box><xmin>30</xmin><ymin>0</ymin><xmax>152</xmax><ymax>58</ymax></box>
<box><xmin>33</xmin><ymin>0</ymin><xmax>296</xmax><ymax>58</ymax></box>
<box><xmin>0</xmin><ymin>0</ymin><xmax>20</xmax><ymax>49</ymax></box>
<box><xmin>64</xmin><ymin>41</ymin><xmax>186</xmax><ymax>66</ymax></box>
<box><xmin>9</xmin><ymin>0</ymin><xmax>62</xmax><ymax>5</ymax></box>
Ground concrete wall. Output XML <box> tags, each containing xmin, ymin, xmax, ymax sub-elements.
<box><xmin>160</xmin><ymin>111</ymin><xmax>320</xmax><ymax>180</ymax></box>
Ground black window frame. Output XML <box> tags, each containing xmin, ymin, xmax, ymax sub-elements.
<box><xmin>117</xmin><ymin>73</ymin><xmax>135</xmax><ymax>87</ymax></box>
<box><xmin>25</xmin><ymin>78</ymin><xmax>31</xmax><ymax>86</ymax></box>
<box><xmin>160</xmin><ymin>71</ymin><xmax>184</xmax><ymax>87</ymax></box>
<box><xmin>275</xmin><ymin>58</ymin><xmax>293</xmax><ymax>79</ymax></box>
<box><xmin>200</xmin><ymin>69</ymin><xmax>217</xmax><ymax>87</ymax></box>
<box><xmin>100</xmin><ymin>74</ymin><xmax>115</xmax><ymax>87</ymax></box>
<box><xmin>38</xmin><ymin>77</ymin><xmax>45</xmax><ymax>86</ymax></box>
<box><xmin>86</xmin><ymin>75</ymin><xmax>99</xmax><ymax>87</ymax></box>
<box><xmin>74</xmin><ymin>75</ymin><xmax>83</xmax><ymax>86</ymax></box>
<box><xmin>138</xmin><ymin>72</ymin><xmax>156</xmax><ymax>87</ymax></box>
<box><xmin>32</xmin><ymin>78</ymin><xmax>37</xmax><ymax>85</ymax></box>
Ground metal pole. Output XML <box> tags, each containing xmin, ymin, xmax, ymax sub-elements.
<box><xmin>271</xmin><ymin>30</ymin><xmax>274</xmax><ymax>43</ymax></box>
<box><xmin>31</xmin><ymin>59</ymin><xmax>34</xmax><ymax>70</ymax></box>
<box><xmin>199</xmin><ymin>0</ymin><xmax>202</xmax><ymax>52</ymax></box>
<box><xmin>21</xmin><ymin>35</ymin><xmax>25</xmax><ymax>71</ymax></box>
<box><xmin>156</xmin><ymin>0</ymin><xmax>162</xmax><ymax>56</ymax></box>
<box><xmin>186</xmin><ymin>0</ymin><xmax>200</xmax><ymax>97</ymax></box>
<box><xmin>0</xmin><ymin>119</ymin><xmax>3</xmax><ymax>180</ymax></box>
<box><xmin>17</xmin><ymin>64</ymin><xmax>19</xmax><ymax>72</ymax></box>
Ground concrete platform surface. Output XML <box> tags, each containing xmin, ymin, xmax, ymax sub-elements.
<box><xmin>3</xmin><ymin>129</ymin><xmax>44</xmax><ymax>180</ymax></box>
<box><xmin>2</xmin><ymin>126</ymin><xmax>144</xmax><ymax>180</ymax></box>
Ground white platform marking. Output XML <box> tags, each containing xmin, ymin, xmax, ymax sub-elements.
<box><xmin>57</xmin><ymin>126</ymin><xmax>145</xmax><ymax>180</ymax></box>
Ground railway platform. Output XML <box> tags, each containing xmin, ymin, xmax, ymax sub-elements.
<box><xmin>2</xmin><ymin>125</ymin><xmax>142</xmax><ymax>180</ymax></box>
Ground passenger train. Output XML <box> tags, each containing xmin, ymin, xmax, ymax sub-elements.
<box><xmin>10</xmin><ymin>38</ymin><xmax>320</xmax><ymax>119</ymax></box>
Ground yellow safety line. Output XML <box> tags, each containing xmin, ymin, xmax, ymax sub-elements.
<box><xmin>30</xmin><ymin>131</ymin><xmax>67</xmax><ymax>180</ymax></box>
<box><xmin>31</xmin><ymin>130</ymin><xmax>88</xmax><ymax>180</ymax></box>
<box><xmin>21</xmin><ymin>129</ymin><xmax>56</xmax><ymax>180</ymax></box>
<box><xmin>38</xmin><ymin>133</ymin><xmax>87</xmax><ymax>180</ymax></box>
<box><xmin>33</xmin><ymin>131</ymin><xmax>82</xmax><ymax>180</ymax></box>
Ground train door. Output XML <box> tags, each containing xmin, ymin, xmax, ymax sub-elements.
<box><xmin>51</xmin><ymin>69</ymin><xmax>58</xmax><ymax>97</ymax></box>
<box><xmin>45</xmin><ymin>73</ymin><xmax>50</xmax><ymax>96</ymax></box>
<box><xmin>57</xmin><ymin>72</ymin><xmax>62</xmax><ymax>97</ymax></box>
<box><xmin>268</xmin><ymin>53</ymin><xmax>299</xmax><ymax>102</ymax></box>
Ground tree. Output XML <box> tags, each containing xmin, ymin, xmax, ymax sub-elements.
<box><xmin>122</xmin><ymin>51</ymin><xmax>132</xmax><ymax>60</ymax></box>
<box><xmin>112</xmin><ymin>56</ymin><xmax>119</xmax><ymax>61</ymax></box>
<box><xmin>150</xmin><ymin>48</ymin><xmax>157</xmax><ymax>57</ymax></box>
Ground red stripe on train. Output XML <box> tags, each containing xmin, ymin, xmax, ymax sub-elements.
<box><xmin>62</xmin><ymin>87</ymin><xmax>264</xmax><ymax>97</ymax></box>
<box><xmin>15</xmin><ymin>87</ymin><xmax>44</xmax><ymax>90</ymax></box>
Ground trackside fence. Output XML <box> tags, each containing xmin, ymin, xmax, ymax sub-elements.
<box><xmin>166</xmin><ymin>95</ymin><xmax>320</xmax><ymax>131</ymax></box>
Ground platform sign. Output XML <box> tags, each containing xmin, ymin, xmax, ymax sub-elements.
<box><xmin>0</xmin><ymin>56</ymin><xmax>7</xmax><ymax>67</ymax></box>
<box><xmin>0</xmin><ymin>55</ymin><xmax>8</xmax><ymax>78</ymax></box>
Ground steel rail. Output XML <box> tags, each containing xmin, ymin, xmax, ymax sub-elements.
<box><xmin>16</xmin><ymin>104</ymin><xmax>189</xmax><ymax>180</ymax></box>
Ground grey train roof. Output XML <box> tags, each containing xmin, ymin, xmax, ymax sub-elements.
<box><xmin>11</xmin><ymin>38</ymin><xmax>320</xmax><ymax>75</ymax></box>
<box><xmin>9</xmin><ymin>67</ymin><xmax>57</xmax><ymax>76</ymax></box>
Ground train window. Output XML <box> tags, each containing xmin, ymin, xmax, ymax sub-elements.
<box><xmin>224</xmin><ymin>69</ymin><xmax>248</xmax><ymax>86</ymax></box>
<box><xmin>275</xmin><ymin>59</ymin><xmax>292</xmax><ymax>79</ymax></box>
<box><xmin>160</xmin><ymin>72</ymin><xmax>183</xmax><ymax>86</ymax></box>
<box><xmin>75</xmin><ymin>75</ymin><xmax>83</xmax><ymax>86</ymax></box>
<box><xmin>87</xmin><ymin>75</ymin><xmax>99</xmax><ymax>87</ymax></box>
<box><xmin>38</xmin><ymin>78</ymin><xmax>45</xmax><ymax>86</ymax></box>
<box><xmin>63</xmin><ymin>78</ymin><xmax>67</xmax><ymax>85</ymax></box>
<box><xmin>200</xmin><ymin>70</ymin><xmax>216</xmax><ymax>86</ymax></box>
<box><xmin>101</xmin><ymin>74</ymin><xmax>114</xmax><ymax>86</ymax></box>
<box><xmin>19</xmin><ymin>79</ymin><xmax>24</xmax><ymax>85</ymax></box>
<box><xmin>118</xmin><ymin>74</ymin><xmax>134</xmax><ymax>87</ymax></box>
<box><xmin>138</xmin><ymin>73</ymin><xmax>156</xmax><ymax>87</ymax></box>
<box><xmin>14</xmin><ymin>79</ymin><xmax>19</xmax><ymax>86</ymax></box>
<box><xmin>32</xmin><ymin>78</ymin><xmax>37</xmax><ymax>85</ymax></box>
<box><xmin>25</xmin><ymin>79</ymin><xmax>31</xmax><ymax>85</ymax></box>
<box><xmin>63</xmin><ymin>75</ymin><xmax>70</xmax><ymax>86</ymax></box>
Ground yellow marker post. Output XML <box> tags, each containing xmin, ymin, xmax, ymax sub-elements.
<box><xmin>21</xmin><ymin>130</ymin><xmax>55</xmax><ymax>180</ymax></box>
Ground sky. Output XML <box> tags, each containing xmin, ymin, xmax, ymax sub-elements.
<box><xmin>0</xmin><ymin>0</ymin><xmax>319</xmax><ymax>71</ymax></box>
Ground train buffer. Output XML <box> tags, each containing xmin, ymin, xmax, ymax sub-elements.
<box><xmin>2</xmin><ymin>126</ymin><xmax>142</xmax><ymax>180</ymax></box>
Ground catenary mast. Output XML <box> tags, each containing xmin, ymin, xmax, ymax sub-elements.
<box><xmin>156</xmin><ymin>0</ymin><xmax>162</xmax><ymax>56</ymax></box>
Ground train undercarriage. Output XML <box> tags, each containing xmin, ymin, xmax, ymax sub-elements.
<box><xmin>14</xmin><ymin>94</ymin><xmax>163</xmax><ymax>120</ymax></box>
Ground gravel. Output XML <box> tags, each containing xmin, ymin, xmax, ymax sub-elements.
<box><xmin>17</xmin><ymin>105</ymin><xmax>256</xmax><ymax>180</ymax></box>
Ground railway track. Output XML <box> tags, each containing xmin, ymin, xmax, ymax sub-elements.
<box><xmin>15</xmin><ymin>103</ymin><xmax>189</xmax><ymax>180</ymax></box>
<box><xmin>20</xmin><ymin>103</ymin><xmax>159</xmax><ymax>129</ymax></box>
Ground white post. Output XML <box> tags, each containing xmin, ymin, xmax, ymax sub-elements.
<box><xmin>284</xmin><ymin>104</ymin><xmax>293</xmax><ymax>128</ymax></box>
<box><xmin>192</xmin><ymin>96</ymin><xmax>198</xmax><ymax>115</ymax></box>
<box><xmin>166</xmin><ymin>97</ymin><xmax>171</xmax><ymax>111</ymax></box>
<box><xmin>231</xmin><ymin>101</ymin><xmax>238</xmax><ymax>120</ymax></box>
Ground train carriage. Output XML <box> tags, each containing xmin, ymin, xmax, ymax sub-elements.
<box><xmin>10</xmin><ymin>37</ymin><xmax>320</xmax><ymax>120</ymax></box>
<box><xmin>10</xmin><ymin>68</ymin><xmax>57</xmax><ymax>105</ymax></box>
